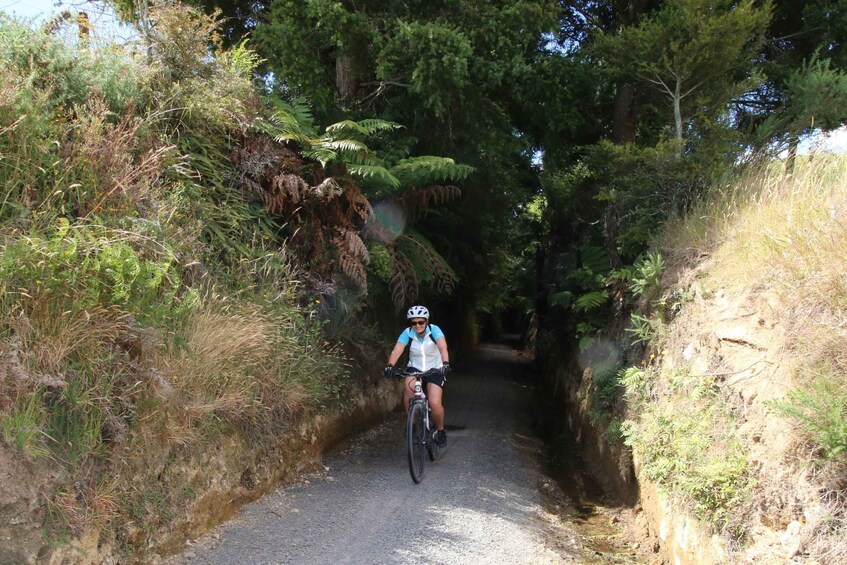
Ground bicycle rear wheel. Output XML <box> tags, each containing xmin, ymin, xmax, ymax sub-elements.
<box><xmin>407</xmin><ymin>401</ymin><xmax>426</xmax><ymax>483</ymax></box>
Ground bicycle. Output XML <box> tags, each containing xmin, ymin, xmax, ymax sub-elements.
<box><xmin>389</xmin><ymin>368</ymin><xmax>444</xmax><ymax>483</ymax></box>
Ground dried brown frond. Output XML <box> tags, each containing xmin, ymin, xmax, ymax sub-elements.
<box><xmin>399</xmin><ymin>184</ymin><xmax>461</xmax><ymax>221</ymax></box>
<box><xmin>331</xmin><ymin>230</ymin><xmax>369</xmax><ymax>292</ymax></box>
<box><xmin>231</xmin><ymin>132</ymin><xmax>378</xmax><ymax>297</ymax></box>
<box><xmin>389</xmin><ymin>249</ymin><xmax>418</xmax><ymax>310</ymax></box>
<box><xmin>313</xmin><ymin>177</ymin><xmax>343</xmax><ymax>200</ymax></box>
<box><xmin>341</xmin><ymin>230</ymin><xmax>368</xmax><ymax>261</ymax></box>
<box><xmin>343</xmin><ymin>183</ymin><xmax>373</xmax><ymax>223</ymax></box>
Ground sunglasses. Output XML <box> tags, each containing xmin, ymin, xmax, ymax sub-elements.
<box><xmin>410</xmin><ymin>320</ymin><xmax>427</xmax><ymax>327</ymax></box>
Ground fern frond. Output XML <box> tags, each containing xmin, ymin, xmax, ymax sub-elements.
<box><xmin>579</xmin><ymin>245</ymin><xmax>612</xmax><ymax>276</ymax></box>
<box><xmin>397</xmin><ymin>230</ymin><xmax>457</xmax><ymax>294</ymax></box>
<box><xmin>312</xmin><ymin>177</ymin><xmax>343</xmax><ymax>200</ymax></box>
<box><xmin>301</xmin><ymin>146</ymin><xmax>339</xmax><ymax>166</ymax></box>
<box><xmin>356</xmin><ymin>119</ymin><xmax>403</xmax><ymax>134</ymax></box>
<box><xmin>399</xmin><ymin>185</ymin><xmax>462</xmax><ymax>221</ymax></box>
<box><xmin>549</xmin><ymin>291</ymin><xmax>573</xmax><ymax>308</ymax></box>
<box><xmin>346</xmin><ymin>164</ymin><xmax>401</xmax><ymax>189</ymax></box>
<box><xmin>325</xmin><ymin>118</ymin><xmax>402</xmax><ymax>137</ymax></box>
<box><xmin>325</xmin><ymin>119</ymin><xmax>371</xmax><ymax>137</ymax></box>
<box><xmin>253</xmin><ymin>98</ymin><xmax>318</xmax><ymax>144</ymax></box>
<box><xmin>392</xmin><ymin>156</ymin><xmax>474</xmax><ymax>187</ymax></box>
<box><xmin>389</xmin><ymin>248</ymin><xmax>418</xmax><ymax>310</ymax></box>
<box><xmin>574</xmin><ymin>290</ymin><xmax>609</xmax><ymax>312</ymax></box>
<box><xmin>271</xmin><ymin>98</ymin><xmax>316</xmax><ymax>132</ymax></box>
<box><xmin>344</xmin><ymin>183</ymin><xmax>373</xmax><ymax>222</ymax></box>
<box><xmin>272</xmin><ymin>131</ymin><xmax>315</xmax><ymax>145</ymax></box>
<box><xmin>317</xmin><ymin>139</ymin><xmax>369</xmax><ymax>153</ymax></box>
<box><xmin>342</xmin><ymin>230</ymin><xmax>369</xmax><ymax>261</ymax></box>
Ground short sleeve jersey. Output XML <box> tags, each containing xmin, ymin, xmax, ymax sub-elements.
<box><xmin>396</xmin><ymin>324</ymin><xmax>445</xmax><ymax>371</ymax></box>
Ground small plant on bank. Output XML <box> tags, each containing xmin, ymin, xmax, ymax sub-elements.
<box><xmin>630</xmin><ymin>251</ymin><xmax>665</xmax><ymax>300</ymax></box>
<box><xmin>770</xmin><ymin>373</ymin><xmax>847</xmax><ymax>465</ymax></box>
<box><xmin>618</xmin><ymin>365</ymin><xmax>649</xmax><ymax>399</ymax></box>
<box><xmin>622</xmin><ymin>402</ymin><xmax>751</xmax><ymax>533</ymax></box>
<box><xmin>626</xmin><ymin>313</ymin><xmax>666</xmax><ymax>345</ymax></box>
<box><xmin>1</xmin><ymin>394</ymin><xmax>51</xmax><ymax>458</ymax></box>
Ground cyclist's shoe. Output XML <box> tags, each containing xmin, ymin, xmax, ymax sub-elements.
<box><xmin>434</xmin><ymin>429</ymin><xmax>447</xmax><ymax>448</ymax></box>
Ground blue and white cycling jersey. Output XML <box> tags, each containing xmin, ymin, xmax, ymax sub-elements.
<box><xmin>396</xmin><ymin>324</ymin><xmax>445</xmax><ymax>371</ymax></box>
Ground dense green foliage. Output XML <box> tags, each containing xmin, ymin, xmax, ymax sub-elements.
<box><xmin>3</xmin><ymin>0</ymin><xmax>847</xmax><ymax>557</ymax></box>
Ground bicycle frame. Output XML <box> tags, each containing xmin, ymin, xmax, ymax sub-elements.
<box><xmin>393</xmin><ymin>368</ymin><xmax>442</xmax><ymax>483</ymax></box>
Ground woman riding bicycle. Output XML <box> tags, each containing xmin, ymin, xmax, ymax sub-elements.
<box><xmin>383</xmin><ymin>305</ymin><xmax>451</xmax><ymax>447</ymax></box>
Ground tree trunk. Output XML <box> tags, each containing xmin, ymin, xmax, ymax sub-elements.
<box><xmin>785</xmin><ymin>134</ymin><xmax>799</xmax><ymax>175</ymax></box>
<box><xmin>335</xmin><ymin>53</ymin><xmax>358</xmax><ymax>108</ymax></box>
<box><xmin>603</xmin><ymin>199</ymin><xmax>627</xmax><ymax>319</ymax></box>
<box><xmin>612</xmin><ymin>82</ymin><xmax>637</xmax><ymax>144</ymax></box>
<box><xmin>673</xmin><ymin>77</ymin><xmax>683</xmax><ymax>159</ymax></box>
<box><xmin>137</xmin><ymin>0</ymin><xmax>152</xmax><ymax>63</ymax></box>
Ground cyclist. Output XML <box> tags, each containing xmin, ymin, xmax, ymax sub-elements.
<box><xmin>384</xmin><ymin>305</ymin><xmax>451</xmax><ymax>447</ymax></box>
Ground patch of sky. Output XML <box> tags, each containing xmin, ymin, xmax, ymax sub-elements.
<box><xmin>1</xmin><ymin>0</ymin><xmax>136</xmax><ymax>44</ymax></box>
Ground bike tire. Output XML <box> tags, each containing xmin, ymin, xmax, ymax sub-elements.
<box><xmin>407</xmin><ymin>401</ymin><xmax>426</xmax><ymax>483</ymax></box>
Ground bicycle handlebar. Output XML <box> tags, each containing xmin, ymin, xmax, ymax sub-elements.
<box><xmin>388</xmin><ymin>368</ymin><xmax>444</xmax><ymax>379</ymax></box>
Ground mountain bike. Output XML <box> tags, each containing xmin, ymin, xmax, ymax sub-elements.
<box><xmin>390</xmin><ymin>368</ymin><xmax>444</xmax><ymax>483</ymax></box>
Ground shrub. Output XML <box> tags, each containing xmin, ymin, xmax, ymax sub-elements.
<box><xmin>623</xmin><ymin>403</ymin><xmax>751</xmax><ymax>532</ymax></box>
<box><xmin>771</xmin><ymin>373</ymin><xmax>847</xmax><ymax>465</ymax></box>
<box><xmin>0</xmin><ymin>222</ymin><xmax>195</xmax><ymax>327</ymax></box>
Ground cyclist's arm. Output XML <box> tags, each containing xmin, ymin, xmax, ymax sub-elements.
<box><xmin>435</xmin><ymin>337</ymin><xmax>449</xmax><ymax>364</ymax></box>
<box><xmin>387</xmin><ymin>341</ymin><xmax>406</xmax><ymax>367</ymax></box>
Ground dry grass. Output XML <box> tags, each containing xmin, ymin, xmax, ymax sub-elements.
<box><xmin>155</xmin><ymin>298</ymin><xmax>330</xmax><ymax>436</ymax></box>
<box><xmin>662</xmin><ymin>154</ymin><xmax>847</xmax><ymax>361</ymax></box>
<box><xmin>658</xmin><ymin>153</ymin><xmax>847</xmax><ymax>557</ymax></box>
<box><xmin>160</xmin><ymin>303</ymin><xmax>274</xmax><ymax>424</ymax></box>
<box><xmin>0</xmin><ymin>305</ymin><xmax>123</xmax><ymax>406</ymax></box>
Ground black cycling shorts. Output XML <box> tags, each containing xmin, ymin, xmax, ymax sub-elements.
<box><xmin>406</xmin><ymin>367</ymin><xmax>447</xmax><ymax>388</ymax></box>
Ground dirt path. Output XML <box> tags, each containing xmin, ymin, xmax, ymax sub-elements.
<box><xmin>163</xmin><ymin>343</ymin><xmax>646</xmax><ymax>564</ymax></box>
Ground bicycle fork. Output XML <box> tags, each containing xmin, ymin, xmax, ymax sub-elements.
<box><xmin>411</xmin><ymin>379</ymin><xmax>432</xmax><ymax>443</ymax></box>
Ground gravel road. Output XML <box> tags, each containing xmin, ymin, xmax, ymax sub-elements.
<box><xmin>164</xmin><ymin>343</ymin><xmax>626</xmax><ymax>565</ymax></box>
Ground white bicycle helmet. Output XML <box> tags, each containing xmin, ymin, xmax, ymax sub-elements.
<box><xmin>406</xmin><ymin>305</ymin><xmax>430</xmax><ymax>320</ymax></box>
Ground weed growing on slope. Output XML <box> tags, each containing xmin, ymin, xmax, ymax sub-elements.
<box><xmin>622</xmin><ymin>399</ymin><xmax>751</xmax><ymax>533</ymax></box>
<box><xmin>770</xmin><ymin>368</ymin><xmax>847</xmax><ymax>466</ymax></box>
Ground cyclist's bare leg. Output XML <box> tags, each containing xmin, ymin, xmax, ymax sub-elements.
<box><xmin>427</xmin><ymin>384</ymin><xmax>445</xmax><ymax>430</ymax></box>
<box><xmin>402</xmin><ymin>376</ymin><xmax>415</xmax><ymax>414</ymax></box>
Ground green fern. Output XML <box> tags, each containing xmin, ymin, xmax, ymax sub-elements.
<box><xmin>391</xmin><ymin>156</ymin><xmax>475</xmax><ymax>187</ymax></box>
<box><xmin>575</xmin><ymin>290</ymin><xmax>609</xmax><ymax>312</ymax></box>
<box><xmin>619</xmin><ymin>366</ymin><xmax>648</xmax><ymax>396</ymax></box>
<box><xmin>345</xmin><ymin>164</ymin><xmax>401</xmax><ymax>189</ymax></box>
<box><xmin>630</xmin><ymin>251</ymin><xmax>665</xmax><ymax>298</ymax></box>
<box><xmin>549</xmin><ymin>290</ymin><xmax>574</xmax><ymax>308</ymax></box>
<box><xmin>325</xmin><ymin>118</ymin><xmax>402</xmax><ymax>137</ymax></box>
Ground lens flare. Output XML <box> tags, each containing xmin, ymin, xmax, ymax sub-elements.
<box><xmin>371</xmin><ymin>201</ymin><xmax>406</xmax><ymax>243</ymax></box>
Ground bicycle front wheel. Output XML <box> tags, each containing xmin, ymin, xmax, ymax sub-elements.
<box><xmin>426</xmin><ymin>407</ymin><xmax>438</xmax><ymax>461</ymax></box>
<box><xmin>406</xmin><ymin>401</ymin><xmax>426</xmax><ymax>483</ymax></box>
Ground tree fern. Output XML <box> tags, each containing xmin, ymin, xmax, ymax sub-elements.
<box><xmin>391</xmin><ymin>156</ymin><xmax>474</xmax><ymax>187</ymax></box>
<box><xmin>345</xmin><ymin>164</ymin><xmax>401</xmax><ymax>189</ymax></box>
<box><xmin>325</xmin><ymin>118</ymin><xmax>402</xmax><ymax>137</ymax></box>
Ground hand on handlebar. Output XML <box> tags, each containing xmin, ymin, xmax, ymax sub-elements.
<box><xmin>383</xmin><ymin>364</ymin><xmax>396</xmax><ymax>378</ymax></box>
